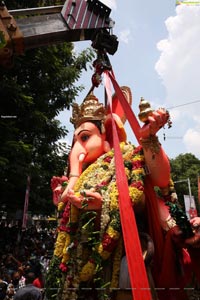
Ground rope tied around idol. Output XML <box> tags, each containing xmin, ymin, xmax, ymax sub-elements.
<box><xmin>90</xmin><ymin>50</ymin><xmax>112</xmax><ymax>91</ymax></box>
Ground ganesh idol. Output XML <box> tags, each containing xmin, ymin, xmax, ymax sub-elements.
<box><xmin>45</xmin><ymin>87</ymin><xmax>199</xmax><ymax>300</ymax></box>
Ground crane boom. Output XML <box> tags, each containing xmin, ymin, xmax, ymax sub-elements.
<box><xmin>0</xmin><ymin>0</ymin><xmax>118</xmax><ymax>67</ymax></box>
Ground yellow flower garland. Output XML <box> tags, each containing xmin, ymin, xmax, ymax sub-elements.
<box><xmin>110</xmin><ymin>236</ymin><xmax>123</xmax><ymax>288</ymax></box>
<box><xmin>53</xmin><ymin>142</ymin><xmax>146</xmax><ymax>298</ymax></box>
<box><xmin>79</xmin><ymin>261</ymin><xmax>96</xmax><ymax>281</ymax></box>
<box><xmin>54</xmin><ymin>231</ymin><xmax>67</xmax><ymax>257</ymax></box>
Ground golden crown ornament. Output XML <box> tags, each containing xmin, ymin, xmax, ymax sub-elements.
<box><xmin>70</xmin><ymin>92</ymin><xmax>106</xmax><ymax>130</ymax></box>
<box><xmin>138</xmin><ymin>97</ymin><xmax>154</xmax><ymax>123</ymax></box>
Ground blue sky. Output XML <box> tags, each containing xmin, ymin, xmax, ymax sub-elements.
<box><xmin>58</xmin><ymin>0</ymin><xmax>200</xmax><ymax>160</ymax></box>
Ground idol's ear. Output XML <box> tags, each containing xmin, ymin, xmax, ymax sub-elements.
<box><xmin>107</xmin><ymin>86</ymin><xmax>132</xmax><ymax>124</ymax></box>
<box><xmin>104</xmin><ymin>113</ymin><xmax>127</xmax><ymax>148</ymax></box>
<box><xmin>103</xmin><ymin>141</ymin><xmax>111</xmax><ymax>153</ymax></box>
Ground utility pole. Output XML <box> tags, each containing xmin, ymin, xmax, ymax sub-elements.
<box><xmin>174</xmin><ymin>178</ymin><xmax>192</xmax><ymax>202</ymax></box>
<box><xmin>174</xmin><ymin>178</ymin><xmax>197</xmax><ymax>218</ymax></box>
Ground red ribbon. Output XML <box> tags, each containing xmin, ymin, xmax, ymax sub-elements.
<box><xmin>108</xmin><ymin>70</ymin><xmax>141</xmax><ymax>143</ymax></box>
<box><xmin>104</xmin><ymin>71</ymin><xmax>151</xmax><ymax>300</ymax></box>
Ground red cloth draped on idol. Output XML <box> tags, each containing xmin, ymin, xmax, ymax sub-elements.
<box><xmin>45</xmin><ymin>80</ymin><xmax>200</xmax><ymax>300</ymax></box>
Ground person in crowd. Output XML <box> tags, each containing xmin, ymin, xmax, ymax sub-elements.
<box><xmin>0</xmin><ymin>225</ymin><xmax>56</xmax><ymax>299</ymax></box>
<box><xmin>17</xmin><ymin>266</ymin><xmax>26</xmax><ymax>289</ymax></box>
<box><xmin>13</xmin><ymin>272</ymin><xmax>42</xmax><ymax>300</ymax></box>
<box><xmin>5</xmin><ymin>283</ymin><xmax>15</xmax><ymax>300</ymax></box>
<box><xmin>0</xmin><ymin>275</ymin><xmax>8</xmax><ymax>300</ymax></box>
<box><xmin>11</xmin><ymin>271</ymin><xmax>22</xmax><ymax>292</ymax></box>
<box><xmin>32</xmin><ymin>262</ymin><xmax>44</xmax><ymax>290</ymax></box>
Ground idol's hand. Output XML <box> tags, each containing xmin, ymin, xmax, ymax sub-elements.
<box><xmin>139</xmin><ymin>108</ymin><xmax>170</xmax><ymax>139</ymax></box>
<box><xmin>66</xmin><ymin>189</ymin><xmax>102</xmax><ymax>210</ymax></box>
<box><xmin>51</xmin><ymin>176</ymin><xmax>68</xmax><ymax>206</ymax></box>
<box><xmin>184</xmin><ymin>233</ymin><xmax>200</xmax><ymax>248</ymax></box>
<box><xmin>170</xmin><ymin>225</ymin><xmax>185</xmax><ymax>248</ymax></box>
<box><xmin>190</xmin><ymin>217</ymin><xmax>200</xmax><ymax>228</ymax></box>
<box><xmin>60</xmin><ymin>140</ymin><xmax>86</xmax><ymax>203</ymax></box>
<box><xmin>183</xmin><ymin>217</ymin><xmax>200</xmax><ymax>248</ymax></box>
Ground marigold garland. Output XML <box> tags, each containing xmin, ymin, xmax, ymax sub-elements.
<box><xmin>54</xmin><ymin>231</ymin><xmax>68</xmax><ymax>258</ymax></box>
<box><xmin>79</xmin><ymin>261</ymin><xmax>96</xmax><ymax>281</ymax></box>
<box><xmin>50</xmin><ymin>142</ymin><xmax>146</xmax><ymax>300</ymax></box>
<box><xmin>110</xmin><ymin>236</ymin><xmax>123</xmax><ymax>289</ymax></box>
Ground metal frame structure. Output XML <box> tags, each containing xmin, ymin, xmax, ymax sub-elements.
<box><xmin>0</xmin><ymin>0</ymin><xmax>118</xmax><ymax>67</ymax></box>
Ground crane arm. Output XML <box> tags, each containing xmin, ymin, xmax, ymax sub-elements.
<box><xmin>0</xmin><ymin>0</ymin><xmax>118</xmax><ymax>67</ymax></box>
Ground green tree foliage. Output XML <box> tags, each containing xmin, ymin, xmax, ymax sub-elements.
<box><xmin>170</xmin><ymin>153</ymin><xmax>200</xmax><ymax>214</ymax></box>
<box><xmin>0</xmin><ymin>1</ymin><xmax>95</xmax><ymax>217</ymax></box>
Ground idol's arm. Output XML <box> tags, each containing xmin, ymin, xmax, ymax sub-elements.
<box><xmin>143</xmin><ymin>141</ymin><xmax>170</xmax><ymax>187</ymax></box>
<box><xmin>139</xmin><ymin>109</ymin><xmax>171</xmax><ymax>188</ymax></box>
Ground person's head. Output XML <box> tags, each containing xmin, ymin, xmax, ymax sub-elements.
<box><xmin>25</xmin><ymin>272</ymin><xmax>36</xmax><ymax>285</ymax></box>
<box><xmin>6</xmin><ymin>283</ymin><xmax>15</xmax><ymax>297</ymax></box>
<box><xmin>11</xmin><ymin>271</ymin><xmax>20</xmax><ymax>286</ymax></box>
<box><xmin>0</xmin><ymin>281</ymin><xmax>7</xmax><ymax>300</ymax></box>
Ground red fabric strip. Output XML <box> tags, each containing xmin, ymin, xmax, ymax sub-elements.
<box><xmin>105</xmin><ymin>70</ymin><xmax>190</xmax><ymax>298</ymax></box>
<box><xmin>107</xmin><ymin>71</ymin><xmax>141</xmax><ymax>143</ymax></box>
<box><xmin>104</xmin><ymin>73</ymin><xmax>151</xmax><ymax>300</ymax></box>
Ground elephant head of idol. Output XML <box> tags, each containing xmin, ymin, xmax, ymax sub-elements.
<box><xmin>70</xmin><ymin>86</ymin><xmax>132</xmax><ymax>167</ymax></box>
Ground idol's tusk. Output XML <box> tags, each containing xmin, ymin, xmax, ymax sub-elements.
<box><xmin>79</xmin><ymin>153</ymin><xmax>85</xmax><ymax>162</ymax></box>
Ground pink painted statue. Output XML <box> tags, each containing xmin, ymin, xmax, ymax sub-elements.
<box><xmin>46</xmin><ymin>87</ymin><xmax>200</xmax><ymax>300</ymax></box>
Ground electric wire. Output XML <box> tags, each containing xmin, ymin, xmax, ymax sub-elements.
<box><xmin>167</xmin><ymin>100</ymin><xmax>200</xmax><ymax>110</ymax></box>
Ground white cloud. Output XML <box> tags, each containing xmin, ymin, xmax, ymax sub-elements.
<box><xmin>100</xmin><ymin>0</ymin><xmax>117</xmax><ymax>10</ymax></box>
<box><xmin>119</xmin><ymin>29</ymin><xmax>131</xmax><ymax>44</ymax></box>
<box><xmin>183</xmin><ymin>128</ymin><xmax>200</xmax><ymax>158</ymax></box>
<box><xmin>155</xmin><ymin>5</ymin><xmax>200</xmax><ymax>158</ymax></box>
<box><xmin>170</xmin><ymin>108</ymin><xmax>182</xmax><ymax>123</ymax></box>
<box><xmin>156</xmin><ymin>6</ymin><xmax>200</xmax><ymax>106</ymax></box>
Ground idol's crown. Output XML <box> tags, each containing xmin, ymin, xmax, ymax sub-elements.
<box><xmin>70</xmin><ymin>92</ymin><xmax>106</xmax><ymax>128</ymax></box>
